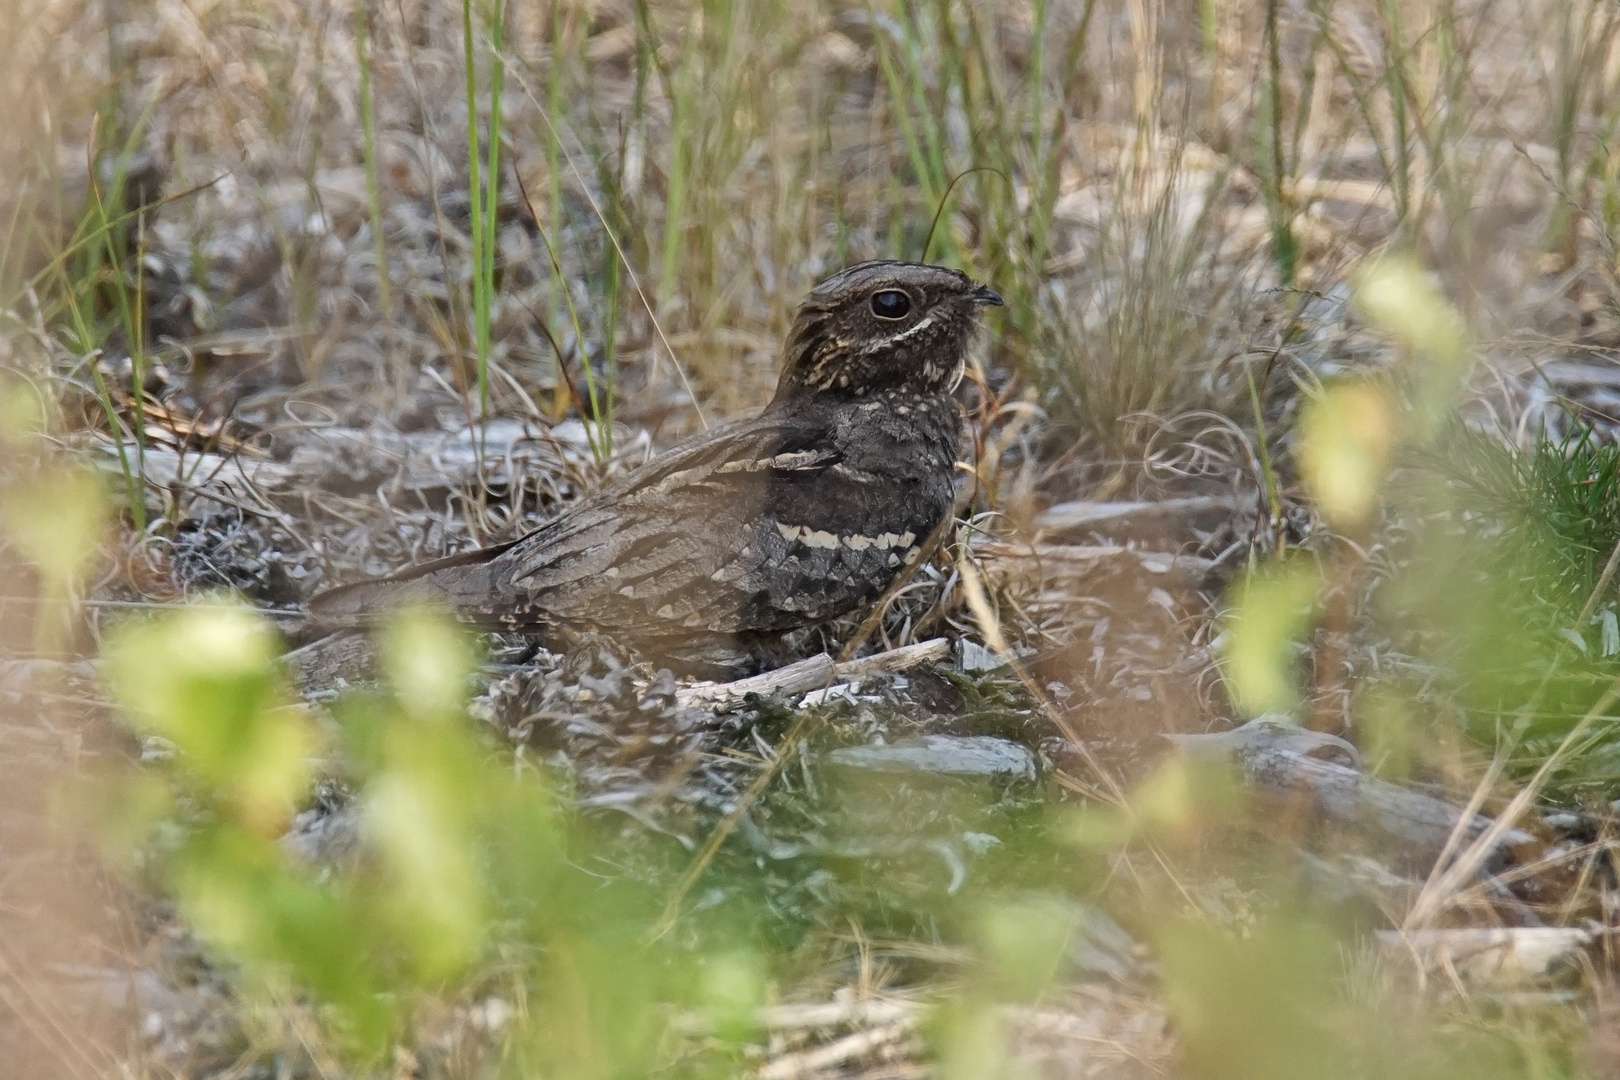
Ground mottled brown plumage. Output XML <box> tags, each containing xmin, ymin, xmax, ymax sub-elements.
<box><xmin>310</xmin><ymin>261</ymin><xmax>1001</xmax><ymax>666</ymax></box>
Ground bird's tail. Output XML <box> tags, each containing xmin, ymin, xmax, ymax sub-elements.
<box><xmin>307</xmin><ymin>539</ymin><xmax>521</xmax><ymax>623</ymax></box>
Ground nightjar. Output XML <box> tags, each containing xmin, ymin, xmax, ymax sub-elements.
<box><xmin>311</xmin><ymin>260</ymin><xmax>1002</xmax><ymax>669</ymax></box>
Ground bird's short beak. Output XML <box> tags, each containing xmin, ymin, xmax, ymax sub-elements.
<box><xmin>971</xmin><ymin>283</ymin><xmax>1004</xmax><ymax>306</ymax></box>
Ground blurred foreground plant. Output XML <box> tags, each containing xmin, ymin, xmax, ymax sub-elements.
<box><xmin>1159</xmin><ymin>914</ymin><xmax>1562</xmax><ymax>1080</ymax></box>
<box><xmin>100</xmin><ymin>603</ymin><xmax>747</xmax><ymax>1068</ymax></box>
<box><xmin>1219</xmin><ymin>255</ymin><xmax>1470</xmax><ymax>727</ymax></box>
<box><xmin>0</xmin><ymin>376</ymin><xmax>108</xmax><ymax>655</ymax></box>
<box><xmin>1220</xmin><ymin>247</ymin><xmax>1620</xmax><ymax>794</ymax></box>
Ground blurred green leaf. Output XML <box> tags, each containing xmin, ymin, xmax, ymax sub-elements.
<box><xmin>1352</xmin><ymin>255</ymin><xmax>1471</xmax><ymax>439</ymax></box>
<box><xmin>1299</xmin><ymin>380</ymin><xmax>1396</xmax><ymax>531</ymax></box>
<box><xmin>1353</xmin><ymin>256</ymin><xmax>1467</xmax><ymax>360</ymax></box>
<box><xmin>1</xmin><ymin>464</ymin><xmax>106</xmax><ymax>589</ymax></box>
<box><xmin>1161</xmin><ymin>917</ymin><xmax>1343</xmax><ymax>1080</ymax></box>
<box><xmin>935</xmin><ymin>1004</ymin><xmax>1011</xmax><ymax>1080</ymax></box>
<box><xmin>1220</xmin><ymin>561</ymin><xmax>1321</xmax><ymax>717</ymax></box>
<box><xmin>1058</xmin><ymin>756</ymin><xmax>1246</xmax><ymax>853</ymax></box>
<box><xmin>697</xmin><ymin>949</ymin><xmax>766</xmax><ymax>1040</ymax></box>
<box><xmin>365</xmin><ymin>608</ymin><xmax>489</xmax><ymax>975</ymax></box>
<box><xmin>174</xmin><ymin>826</ymin><xmax>393</xmax><ymax>1048</ymax></box>
<box><xmin>0</xmin><ymin>375</ymin><xmax>47</xmax><ymax>446</ymax></box>
<box><xmin>1130</xmin><ymin>756</ymin><xmax>1246</xmax><ymax>846</ymax></box>
<box><xmin>1054</xmin><ymin>802</ymin><xmax>1133</xmax><ymax>850</ymax></box>
<box><xmin>976</xmin><ymin>892</ymin><xmax>1080</xmax><ymax>1002</ymax></box>
<box><xmin>381</xmin><ymin>603</ymin><xmax>476</xmax><ymax>722</ymax></box>
<box><xmin>364</xmin><ymin>764</ymin><xmax>487</xmax><ymax>978</ymax></box>
<box><xmin>106</xmin><ymin>602</ymin><xmax>313</xmax><ymax>833</ymax></box>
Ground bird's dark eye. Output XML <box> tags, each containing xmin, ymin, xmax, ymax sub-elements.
<box><xmin>870</xmin><ymin>290</ymin><xmax>912</xmax><ymax>320</ymax></box>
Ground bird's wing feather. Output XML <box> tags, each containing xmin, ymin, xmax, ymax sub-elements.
<box><xmin>437</xmin><ymin>414</ymin><xmax>843</xmax><ymax>633</ymax></box>
<box><xmin>306</xmin><ymin>537</ymin><xmax>523</xmax><ymax>620</ymax></box>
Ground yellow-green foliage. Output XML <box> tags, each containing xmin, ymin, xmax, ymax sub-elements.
<box><xmin>101</xmin><ymin>603</ymin><xmax>717</xmax><ymax>1068</ymax></box>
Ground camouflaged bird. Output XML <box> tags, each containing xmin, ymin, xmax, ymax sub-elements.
<box><xmin>310</xmin><ymin>261</ymin><xmax>1001</xmax><ymax>668</ymax></box>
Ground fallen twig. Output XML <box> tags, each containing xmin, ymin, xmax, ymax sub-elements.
<box><xmin>755</xmin><ymin>1017</ymin><xmax>921</xmax><ymax>1080</ymax></box>
<box><xmin>675</xmin><ymin>638</ymin><xmax>950</xmax><ymax>711</ymax></box>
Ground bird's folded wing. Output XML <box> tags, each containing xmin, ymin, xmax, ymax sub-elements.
<box><xmin>306</xmin><ymin>537</ymin><xmax>523</xmax><ymax>621</ymax></box>
<box><xmin>451</xmin><ymin>416</ymin><xmax>842</xmax><ymax>634</ymax></box>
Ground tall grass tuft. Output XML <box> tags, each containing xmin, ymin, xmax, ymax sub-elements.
<box><xmin>463</xmin><ymin>0</ymin><xmax>507</xmax><ymax>418</ymax></box>
<box><xmin>355</xmin><ymin>0</ymin><xmax>392</xmax><ymax>319</ymax></box>
<box><xmin>1036</xmin><ymin>159</ymin><xmax>1248</xmax><ymax>452</ymax></box>
<box><xmin>58</xmin><ymin>132</ymin><xmax>158</xmax><ymax>534</ymax></box>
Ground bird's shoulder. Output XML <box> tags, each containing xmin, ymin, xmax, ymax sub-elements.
<box><xmin>603</xmin><ymin>408</ymin><xmax>844</xmax><ymax>500</ymax></box>
<box><xmin>488</xmin><ymin>410</ymin><xmax>836</xmax><ymax>585</ymax></box>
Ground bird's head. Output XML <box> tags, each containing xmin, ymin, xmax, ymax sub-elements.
<box><xmin>773</xmin><ymin>260</ymin><xmax>1002</xmax><ymax>404</ymax></box>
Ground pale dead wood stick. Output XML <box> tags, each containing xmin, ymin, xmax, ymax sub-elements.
<box><xmin>674</xmin><ymin>639</ymin><xmax>950</xmax><ymax>711</ymax></box>
<box><xmin>756</xmin><ymin>1018</ymin><xmax>921</xmax><ymax>1080</ymax></box>
<box><xmin>836</xmin><ymin>637</ymin><xmax>950</xmax><ymax>677</ymax></box>
<box><xmin>676</xmin><ymin>654</ymin><xmax>835</xmax><ymax>711</ymax></box>
<box><xmin>673</xmin><ymin>999</ymin><xmax>920</xmax><ymax>1035</ymax></box>
<box><xmin>758</xmin><ymin>1000</ymin><xmax>919</xmax><ymax>1030</ymax></box>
